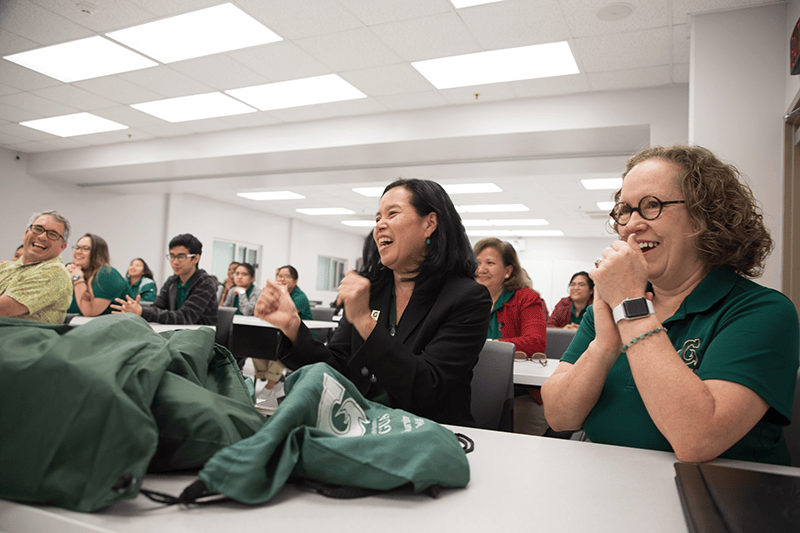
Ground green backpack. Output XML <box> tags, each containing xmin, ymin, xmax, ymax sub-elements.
<box><xmin>0</xmin><ymin>315</ymin><xmax>265</xmax><ymax>512</ymax></box>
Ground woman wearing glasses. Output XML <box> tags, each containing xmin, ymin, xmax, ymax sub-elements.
<box><xmin>66</xmin><ymin>234</ymin><xmax>132</xmax><ymax>316</ymax></box>
<box><xmin>543</xmin><ymin>145</ymin><xmax>799</xmax><ymax>465</ymax></box>
<box><xmin>547</xmin><ymin>271</ymin><xmax>594</xmax><ymax>329</ymax></box>
<box><xmin>254</xmin><ymin>179</ymin><xmax>491</xmax><ymax>426</ymax></box>
<box><xmin>221</xmin><ymin>262</ymin><xmax>260</xmax><ymax>316</ymax></box>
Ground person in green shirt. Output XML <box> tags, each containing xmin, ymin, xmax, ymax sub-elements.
<box><xmin>67</xmin><ymin>233</ymin><xmax>132</xmax><ymax>317</ymax></box>
<box><xmin>221</xmin><ymin>262</ymin><xmax>261</xmax><ymax>316</ymax></box>
<box><xmin>542</xmin><ymin>145</ymin><xmax>799</xmax><ymax>466</ymax></box>
<box><xmin>126</xmin><ymin>258</ymin><xmax>157</xmax><ymax>302</ymax></box>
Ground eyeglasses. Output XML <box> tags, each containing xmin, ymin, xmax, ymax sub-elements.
<box><xmin>276</xmin><ymin>274</ymin><xmax>293</xmax><ymax>280</ymax></box>
<box><xmin>569</xmin><ymin>282</ymin><xmax>588</xmax><ymax>288</ymax></box>
<box><xmin>166</xmin><ymin>253</ymin><xmax>196</xmax><ymax>262</ymax></box>
<box><xmin>72</xmin><ymin>245</ymin><xmax>91</xmax><ymax>252</ymax></box>
<box><xmin>28</xmin><ymin>224</ymin><xmax>64</xmax><ymax>242</ymax></box>
<box><xmin>515</xmin><ymin>351</ymin><xmax>548</xmax><ymax>366</ymax></box>
<box><xmin>610</xmin><ymin>196</ymin><xmax>686</xmax><ymax>226</ymax></box>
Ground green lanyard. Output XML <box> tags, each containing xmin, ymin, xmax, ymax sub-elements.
<box><xmin>389</xmin><ymin>287</ymin><xmax>397</xmax><ymax>337</ymax></box>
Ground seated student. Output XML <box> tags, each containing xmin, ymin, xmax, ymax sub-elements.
<box><xmin>547</xmin><ymin>271</ymin><xmax>594</xmax><ymax>329</ymax></box>
<box><xmin>11</xmin><ymin>245</ymin><xmax>23</xmax><ymax>262</ymax></box>
<box><xmin>543</xmin><ymin>145</ymin><xmax>799</xmax><ymax>465</ymax></box>
<box><xmin>66</xmin><ymin>234</ymin><xmax>132</xmax><ymax>317</ymax></box>
<box><xmin>221</xmin><ymin>262</ymin><xmax>260</xmax><ymax>315</ymax></box>
<box><xmin>275</xmin><ymin>265</ymin><xmax>312</xmax><ymax>320</ymax></box>
<box><xmin>0</xmin><ymin>211</ymin><xmax>73</xmax><ymax>323</ymax></box>
<box><xmin>218</xmin><ymin>261</ymin><xmax>240</xmax><ymax>305</ymax></box>
<box><xmin>111</xmin><ymin>233</ymin><xmax>218</xmax><ymax>325</ymax></box>
<box><xmin>126</xmin><ymin>258</ymin><xmax>157</xmax><ymax>302</ymax></box>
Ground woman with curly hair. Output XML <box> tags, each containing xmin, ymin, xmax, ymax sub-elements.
<box><xmin>543</xmin><ymin>145</ymin><xmax>799</xmax><ymax>465</ymax></box>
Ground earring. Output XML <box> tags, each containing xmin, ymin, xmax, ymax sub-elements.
<box><xmin>426</xmin><ymin>238</ymin><xmax>430</xmax><ymax>245</ymax></box>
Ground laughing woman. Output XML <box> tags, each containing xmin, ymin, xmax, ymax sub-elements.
<box><xmin>126</xmin><ymin>258</ymin><xmax>157</xmax><ymax>303</ymax></box>
<box><xmin>542</xmin><ymin>145</ymin><xmax>799</xmax><ymax>465</ymax></box>
<box><xmin>254</xmin><ymin>179</ymin><xmax>492</xmax><ymax>426</ymax></box>
<box><xmin>66</xmin><ymin>234</ymin><xmax>132</xmax><ymax>317</ymax></box>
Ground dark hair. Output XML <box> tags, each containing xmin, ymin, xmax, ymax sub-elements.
<box><xmin>276</xmin><ymin>265</ymin><xmax>299</xmax><ymax>280</ymax></box>
<box><xmin>359</xmin><ymin>178</ymin><xmax>476</xmax><ymax>298</ymax></box>
<box><xmin>127</xmin><ymin>257</ymin><xmax>154</xmax><ymax>280</ymax></box>
<box><xmin>617</xmin><ymin>145</ymin><xmax>772</xmax><ymax>278</ymax></box>
<box><xmin>229</xmin><ymin>261</ymin><xmax>240</xmax><ymax>268</ymax></box>
<box><xmin>237</xmin><ymin>262</ymin><xmax>256</xmax><ymax>278</ymax></box>
<box><xmin>569</xmin><ymin>271</ymin><xmax>594</xmax><ymax>303</ymax></box>
<box><xmin>473</xmin><ymin>238</ymin><xmax>527</xmax><ymax>292</ymax></box>
<box><xmin>168</xmin><ymin>233</ymin><xmax>202</xmax><ymax>255</ymax></box>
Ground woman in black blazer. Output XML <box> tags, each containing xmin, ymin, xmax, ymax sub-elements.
<box><xmin>255</xmin><ymin>179</ymin><xmax>491</xmax><ymax>426</ymax></box>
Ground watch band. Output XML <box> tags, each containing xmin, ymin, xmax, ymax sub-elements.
<box><xmin>612</xmin><ymin>297</ymin><xmax>654</xmax><ymax>323</ymax></box>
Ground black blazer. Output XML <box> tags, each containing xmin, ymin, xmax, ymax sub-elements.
<box><xmin>279</xmin><ymin>276</ymin><xmax>491</xmax><ymax>426</ymax></box>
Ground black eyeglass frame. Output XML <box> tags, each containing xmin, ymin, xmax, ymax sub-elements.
<box><xmin>28</xmin><ymin>224</ymin><xmax>65</xmax><ymax>242</ymax></box>
<box><xmin>610</xmin><ymin>196</ymin><xmax>686</xmax><ymax>226</ymax></box>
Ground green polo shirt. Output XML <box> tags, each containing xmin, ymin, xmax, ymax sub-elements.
<box><xmin>570</xmin><ymin>304</ymin><xmax>587</xmax><ymax>325</ymax></box>
<box><xmin>176</xmin><ymin>269</ymin><xmax>199</xmax><ymax>310</ymax></box>
<box><xmin>487</xmin><ymin>289</ymin><xmax>514</xmax><ymax>340</ymax></box>
<box><xmin>562</xmin><ymin>268</ymin><xmax>799</xmax><ymax>465</ymax></box>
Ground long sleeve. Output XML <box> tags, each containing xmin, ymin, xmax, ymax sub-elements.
<box><xmin>547</xmin><ymin>297</ymin><xmax>573</xmax><ymax>328</ymax></box>
<box><xmin>142</xmin><ymin>271</ymin><xmax>218</xmax><ymax>325</ymax></box>
<box><xmin>497</xmin><ymin>288</ymin><xmax>547</xmax><ymax>356</ymax></box>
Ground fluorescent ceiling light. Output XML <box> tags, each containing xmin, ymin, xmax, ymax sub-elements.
<box><xmin>451</xmin><ymin>0</ymin><xmax>505</xmax><ymax>7</ymax></box>
<box><xmin>3</xmin><ymin>36</ymin><xmax>156</xmax><ymax>83</ymax></box>
<box><xmin>20</xmin><ymin>112</ymin><xmax>127</xmax><ymax>137</ymax></box>
<box><xmin>132</xmin><ymin>93</ymin><xmax>256</xmax><ymax>123</ymax></box>
<box><xmin>341</xmin><ymin>220</ymin><xmax>376</xmax><ymax>227</ymax></box>
<box><xmin>458</xmin><ymin>204</ymin><xmax>529</xmax><ymax>213</ymax></box>
<box><xmin>412</xmin><ymin>42</ymin><xmax>579</xmax><ymax>89</ymax></box>
<box><xmin>597</xmin><ymin>201</ymin><xmax>616</xmax><ymax>211</ymax></box>
<box><xmin>107</xmin><ymin>3</ymin><xmax>281</xmax><ymax>63</ymax></box>
<box><xmin>489</xmin><ymin>219</ymin><xmax>548</xmax><ymax>226</ymax></box>
<box><xmin>467</xmin><ymin>229</ymin><xmax>515</xmax><ymax>237</ymax></box>
<box><xmin>513</xmin><ymin>230</ymin><xmax>564</xmax><ymax>237</ymax></box>
<box><xmin>297</xmin><ymin>208</ymin><xmax>355</xmax><ymax>216</ymax></box>
<box><xmin>582</xmin><ymin>178</ymin><xmax>622</xmax><ymax>190</ymax></box>
<box><xmin>443</xmin><ymin>183</ymin><xmax>502</xmax><ymax>194</ymax></box>
<box><xmin>237</xmin><ymin>191</ymin><xmax>305</xmax><ymax>201</ymax></box>
<box><xmin>461</xmin><ymin>219</ymin><xmax>492</xmax><ymax>227</ymax></box>
<box><xmin>352</xmin><ymin>187</ymin><xmax>385</xmax><ymax>197</ymax></box>
<box><xmin>227</xmin><ymin>75</ymin><xmax>366</xmax><ymax>111</ymax></box>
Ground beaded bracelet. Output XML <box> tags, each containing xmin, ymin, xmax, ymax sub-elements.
<box><xmin>621</xmin><ymin>327</ymin><xmax>667</xmax><ymax>353</ymax></box>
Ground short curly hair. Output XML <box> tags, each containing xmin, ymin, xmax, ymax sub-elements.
<box><xmin>615</xmin><ymin>145</ymin><xmax>772</xmax><ymax>278</ymax></box>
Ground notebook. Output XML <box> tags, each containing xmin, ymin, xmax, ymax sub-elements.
<box><xmin>674</xmin><ymin>462</ymin><xmax>800</xmax><ymax>533</ymax></box>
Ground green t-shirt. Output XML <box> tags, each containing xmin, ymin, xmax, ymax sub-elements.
<box><xmin>68</xmin><ymin>265</ymin><xmax>132</xmax><ymax>316</ymax></box>
<box><xmin>290</xmin><ymin>286</ymin><xmax>313</xmax><ymax>321</ymax></box>
<box><xmin>562</xmin><ymin>268</ymin><xmax>799</xmax><ymax>465</ymax></box>
<box><xmin>176</xmin><ymin>269</ymin><xmax>200</xmax><ymax>310</ymax></box>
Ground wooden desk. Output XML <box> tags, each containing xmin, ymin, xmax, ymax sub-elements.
<box><xmin>3</xmin><ymin>427</ymin><xmax>798</xmax><ymax>532</ymax></box>
<box><xmin>514</xmin><ymin>359</ymin><xmax>559</xmax><ymax>386</ymax></box>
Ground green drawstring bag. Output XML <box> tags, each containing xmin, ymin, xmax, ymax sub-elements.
<box><xmin>0</xmin><ymin>315</ymin><xmax>264</xmax><ymax>512</ymax></box>
<box><xmin>189</xmin><ymin>362</ymin><xmax>472</xmax><ymax>504</ymax></box>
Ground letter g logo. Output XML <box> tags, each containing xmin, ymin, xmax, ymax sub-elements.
<box><xmin>317</xmin><ymin>372</ymin><xmax>369</xmax><ymax>437</ymax></box>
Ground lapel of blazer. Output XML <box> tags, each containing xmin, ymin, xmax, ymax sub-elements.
<box><xmin>396</xmin><ymin>285</ymin><xmax>436</xmax><ymax>344</ymax></box>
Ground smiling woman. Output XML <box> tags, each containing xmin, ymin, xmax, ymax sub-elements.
<box><xmin>66</xmin><ymin>234</ymin><xmax>132</xmax><ymax>317</ymax></box>
<box><xmin>542</xmin><ymin>145</ymin><xmax>799</xmax><ymax>465</ymax></box>
<box><xmin>253</xmin><ymin>179</ymin><xmax>492</xmax><ymax>426</ymax></box>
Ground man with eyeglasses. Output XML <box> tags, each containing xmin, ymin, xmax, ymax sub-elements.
<box><xmin>0</xmin><ymin>211</ymin><xmax>73</xmax><ymax>323</ymax></box>
<box><xmin>111</xmin><ymin>233</ymin><xmax>218</xmax><ymax>325</ymax></box>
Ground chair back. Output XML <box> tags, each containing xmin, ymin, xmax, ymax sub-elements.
<box><xmin>471</xmin><ymin>339</ymin><xmax>515</xmax><ymax>432</ymax></box>
<box><xmin>215</xmin><ymin>306</ymin><xmax>236</xmax><ymax>349</ymax></box>
<box><xmin>545</xmin><ymin>328</ymin><xmax>577</xmax><ymax>360</ymax></box>
<box><xmin>785</xmin><ymin>369</ymin><xmax>800</xmax><ymax>467</ymax></box>
<box><xmin>311</xmin><ymin>307</ymin><xmax>335</xmax><ymax>321</ymax></box>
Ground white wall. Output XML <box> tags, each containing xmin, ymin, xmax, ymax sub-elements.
<box><xmin>690</xmin><ymin>3</ymin><xmax>787</xmax><ymax>290</ymax></box>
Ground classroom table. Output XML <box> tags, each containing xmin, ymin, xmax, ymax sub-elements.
<box><xmin>232</xmin><ymin>315</ymin><xmax>339</xmax><ymax>331</ymax></box>
<box><xmin>513</xmin><ymin>358</ymin><xmax>559</xmax><ymax>386</ymax></box>
<box><xmin>2</xmin><ymin>427</ymin><xmax>798</xmax><ymax>532</ymax></box>
<box><xmin>69</xmin><ymin>316</ymin><xmax>216</xmax><ymax>333</ymax></box>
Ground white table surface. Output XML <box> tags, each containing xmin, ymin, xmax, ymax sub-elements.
<box><xmin>513</xmin><ymin>358</ymin><xmax>559</xmax><ymax>386</ymax></box>
<box><xmin>69</xmin><ymin>316</ymin><xmax>216</xmax><ymax>332</ymax></box>
<box><xmin>232</xmin><ymin>315</ymin><xmax>339</xmax><ymax>330</ymax></box>
<box><xmin>3</xmin><ymin>427</ymin><xmax>798</xmax><ymax>533</ymax></box>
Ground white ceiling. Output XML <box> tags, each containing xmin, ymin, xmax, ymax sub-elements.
<box><xmin>0</xmin><ymin>0</ymin><xmax>780</xmax><ymax>237</ymax></box>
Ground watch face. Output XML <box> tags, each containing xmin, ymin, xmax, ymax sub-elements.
<box><xmin>623</xmin><ymin>298</ymin><xmax>650</xmax><ymax>317</ymax></box>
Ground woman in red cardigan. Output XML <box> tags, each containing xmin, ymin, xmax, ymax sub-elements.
<box><xmin>474</xmin><ymin>238</ymin><xmax>546</xmax><ymax>356</ymax></box>
<box><xmin>546</xmin><ymin>271</ymin><xmax>594</xmax><ymax>329</ymax></box>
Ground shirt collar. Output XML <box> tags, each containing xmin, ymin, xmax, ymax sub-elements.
<box><xmin>661</xmin><ymin>268</ymin><xmax>737</xmax><ymax>323</ymax></box>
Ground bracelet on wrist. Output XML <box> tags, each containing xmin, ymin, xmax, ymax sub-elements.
<box><xmin>621</xmin><ymin>327</ymin><xmax>667</xmax><ymax>353</ymax></box>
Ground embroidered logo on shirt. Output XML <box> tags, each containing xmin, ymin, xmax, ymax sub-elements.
<box><xmin>678</xmin><ymin>338</ymin><xmax>701</xmax><ymax>371</ymax></box>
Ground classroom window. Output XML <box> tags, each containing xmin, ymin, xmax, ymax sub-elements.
<box><xmin>316</xmin><ymin>256</ymin><xmax>346</xmax><ymax>291</ymax></box>
<box><xmin>212</xmin><ymin>239</ymin><xmax>261</xmax><ymax>282</ymax></box>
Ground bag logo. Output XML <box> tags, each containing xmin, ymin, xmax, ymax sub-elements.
<box><xmin>317</xmin><ymin>372</ymin><xmax>369</xmax><ymax>437</ymax></box>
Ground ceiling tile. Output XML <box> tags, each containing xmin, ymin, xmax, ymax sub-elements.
<box><xmin>28</xmin><ymin>0</ymin><xmax>155</xmax><ymax>33</ymax></box>
<box><xmin>0</xmin><ymin>120</ymin><xmax>63</xmax><ymax>141</ymax></box>
<box><xmin>129</xmin><ymin>0</ymin><xmax>222</xmax><ymax>18</ymax></box>
<box><xmin>180</xmin><ymin>117</ymin><xmax>241</xmax><ymax>134</ymax></box>
<box><xmin>559</xmin><ymin>0</ymin><xmax>670</xmax><ymax>38</ymax></box>
<box><xmin>673</xmin><ymin>24</ymin><xmax>690</xmax><ymax>64</ymax></box>
<box><xmin>375</xmin><ymin>90</ymin><xmax>450</xmax><ymax>111</ymax></box>
<box><xmin>337</xmin><ymin>0</ymin><xmax>453</xmax><ymax>25</ymax></box>
<box><xmin>573</xmin><ymin>27</ymin><xmax>671</xmax><ymax>72</ymax></box>
<box><xmin>0</xmin><ymin>83</ymin><xmax>20</xmax><ymax>97</ymax></box>
<box><xmin>511</xmin><ymin>73</ymin><xmax>591</xmax><ymax>98</ymax></box>
<box><xmin>170</xmin><ymin>55</ymin><xmax>270</xmax><ymax>91</ymax></box>
<box><xmin>587</xmin><ymin>65</ymin><xmax>672</xmax><ymax>91</ymax></box>
<box><xmin>0</xmin><ymin>129</ymin><xmax>29</xmax><ymax>144</ymax></box>
<box><xmin>72</xmin><ymin>76</ymin><xmax>164</xmax><ymax>105</ymax></box>
<box><xmin>267</xmin><ymin>105</ymin><xmax>334</xmax><ymax>123</ymax></box>
<box><xmin>672</xmin><ymin>62</ymin><xmax>690</xmax><ymax>84</ymax></box>
<box><xmin>31</xmin><ymin>85</ymin><xmax>119</xmax><ymax>110</ymax></box>
<box><xmin>7</xmin><ymin>139</ymin><xmax>85</xmax><ymax>152</ymax></box>
<box><xmin>228</xmin><ymin>41</ymin><xmax>331</xmax><ymax>82</ymax></box>
<box><xmin>318</xmin><ymin>97</ymin><xmax>390</xmax><ymax>117</ymax></box>
<box><xmin>235</xmin><ymin>0</ymin><xmax>364</xmax><ymax>40</ymax></box>
<box><xmin>222</xmin><ymin>112</ymin><xmax>282</xmax><ymax>128</ymax></box>
<box><xmin>439</xmin><ymin>82</ymin><xmax>518</xmax><ymax>105</ymax></box>
<box><xmin>91</xmin><ymin>105</ymin><xmax>165</xmax><ymax>127</ymax></box>
<box><xmin>0</xmin><ymin>1</ymin><xmax>93</xmax><ymax>46</ymax></box>
<box><xmin>117</xmin><ymin>66</ymin><xmax>213</xmax><ymax>98</ymax></box>
<box><xmin>138</xmin><ymin>122</ymin><xmax>193</xmax><ymax>137</ymax></box>
<box><xmin>340</xmin><ymin>63</ymin><xmax>434</xmax><ymax>96</ymax></box>
<box><xmin>459</xmin><ymin>0</ymin><xmax>572</xmax><ymax>50</ymax></box>
<box><xmin>371</xmin><ymin>12</ymin><xmax>482</xmax><ymax>62</ymax></box>
<box><xmin>0</xmin><ymin>28</ymin><xmax>39</xmax><ymax>56</ymax></box>
<box><xmin>0</xmin><ymin>102</ymin><xmax>41</xmax><ymax>122</ymax></box>
<box><xmin>295</xmin><ymin>28</ymin><xmax>404</xmax><ymax>71</ymax></box>
<box><xmin>0</xmin><ymin>60</ymin><xmax>64</xmax><ymax>91</ymax></box>
<box><xmin>0</xmin><ymin>91</ymin><xmax>78</xmax><ymax>117</ymax></box>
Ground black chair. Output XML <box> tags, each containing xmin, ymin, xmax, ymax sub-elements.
<box><xmin>471</xmin><ymin>339</ymin><xmax>515</xmax><ymax>432</ymax></box>
<box><xmin>784</xmin><ymin>369</ymin><xmax>800</xmax><ymax>467</ymax></box>
<box><xmin>310</xmin><ymin>307</ymin><xmax>337</xmax><ymax>343</ymax></box>
<box><xmin>545</xmin><ymin>327</ymin><xmax>577</xmax><ymax>360</ymax></box>
<box><xmin>215</xmin><ymin>306</ymin><xmax>236</xmax><ymax>350</ymax></box>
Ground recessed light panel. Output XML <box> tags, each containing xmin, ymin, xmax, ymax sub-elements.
<box><xmin>461</xmin><ymin>219</ymin><xmax>492</xmax><ymax>227</ymax></box>
<box><xmin>132</xmin><ymin>93</ymin><xmax>256</xmax><ymax>123</ymax></box>
<box><xmin>341</xmin><ymin>220</ymin><xmax>376</xmax><ymax>227</ymax></box>
<box><xmin>227</xmin><ymin>75</ymin><xmax>366</xmax><ymax>111</ymax></box>
<box><xmin>489</xmin><ymin>219</ymin><xmax>548</xmax><ymax>226</ymax></box>
<box><xmin>412</xmin><ymin>42</ymin><xmax>579</xmax><ymax>89</ymax></box>
<box><xmin>3</xmin><ymin>36</ymin><xmax>157</xmax><ymax>83</ymax></box>
<box><xmin>297</xmin><ymin>208</ymin><xmax>355</xmax><ymax>216</ymax></box>
<box><xmin>20</xmin><ymin>112</ymin><xmax>128</xmax><ymax>137</ymax></box>
<box><xmin>582</xmin><ymin>178</ymin><xmax>622</xmax><ymax>190</ymax></box>
<box><xmin>597</xmin><ymin>201</ymin><xmax>616</xmax><ymax>210</ymax></box>
<box><xmin>451</xmin><ymin>0</ymin><xmax>505</xmax><ymax>7</ymax></box>
<box><xmin>458</xmin><ymin>204</ymin><xmax>529</xmax><ymax>213</ymax></box>
<box><xmin>107</xmin><ymin>3</ymin><xmax>282</xmax><ymax>63</ymax></box>
<box><xmin>467</xmin><ymin>229</ymin><xmax>515</xmax><ymax>237</ymax></box>
<box><xmin>238</xmin><ymin>191</ymin><xmax>305</xmax><ymax>201</ymax></box>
